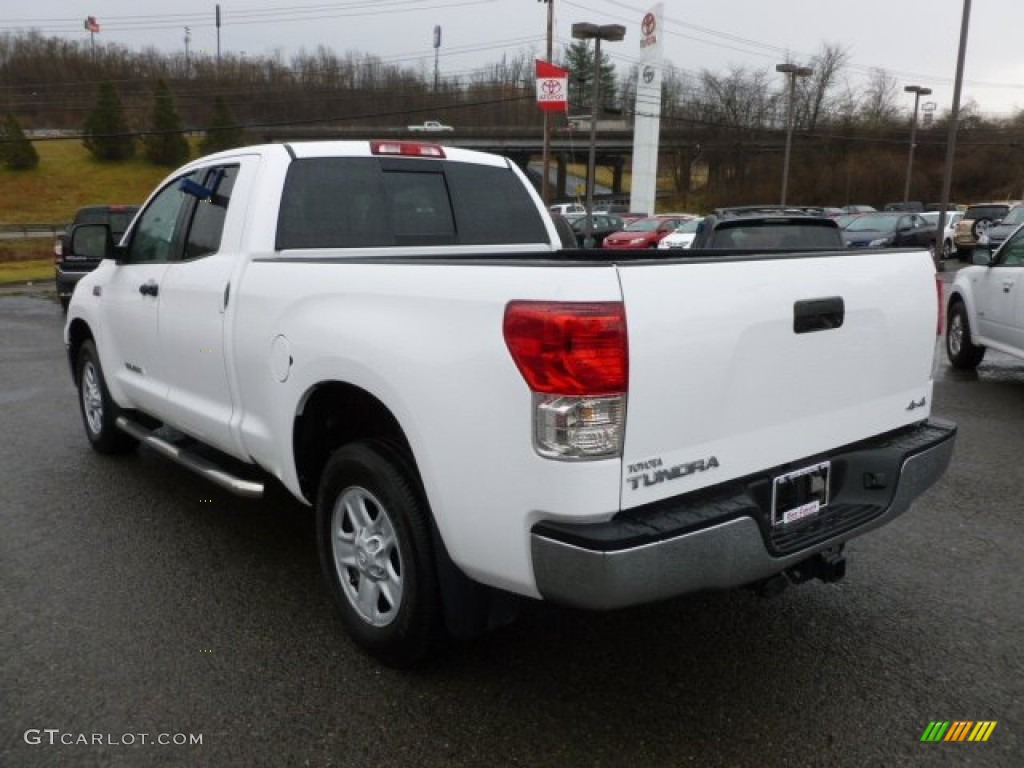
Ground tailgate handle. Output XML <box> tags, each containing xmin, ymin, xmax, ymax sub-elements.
<box><xmin>794</xmin><ymin>297</ymin><xmax>844</xmax><ymax>334</ymax></box>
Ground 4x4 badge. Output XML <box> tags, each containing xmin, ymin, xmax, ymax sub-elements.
<box><xmin>906</xmin><ymin>397</ymin><xmax>927</xmax><ymax>411</ymax></box>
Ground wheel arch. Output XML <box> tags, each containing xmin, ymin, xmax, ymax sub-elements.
<box><xmin>66</xmin><ymin>318</ymin><xmax>95</xmax><ymax>385</ymax></box>
<box><xmin>292</xmin><ymin>381</ymin><xmax>415</xmax><ymax>504</ymax></box>
<box><xmin>945</xmin><ymin>285</ymin><xmax>970</xmax><ymax>317</ymax></box>
<box><xmin>292</xmin><ymin>380</ymin><xmax>522</xmax><ymax>639</ymax></box>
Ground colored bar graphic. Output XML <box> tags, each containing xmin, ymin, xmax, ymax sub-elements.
<box><xmin>944</xmin><ymin>721</ymin><xmax>971</xmax><ymax>741</ymax></box>
<box><xmin>921</xmin><ymin>720</ymin><xmax>997</xmax><ymax>742</ymax></box>
<box><xmin>969</xmin><ymin>722</ymin><xmax>997</xmax><ymax>742</ymax></box>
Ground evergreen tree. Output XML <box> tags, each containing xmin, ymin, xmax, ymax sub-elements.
<box><xmin>1</xmin><ymin>114</ymin><xmax>39</xmax><ymax>170</ymax></box>
<box><xmin>82</xmin><ymin>79</ymin><xmax>134</xmax><ymax>162</ymax></box>
<box><xmin>199</xmin><ymin>96</ymin><xmax>245</xmax><ymax>155</ymax></box>
<box><xmin>562</xmin><ymin>40</ymin><xmax>618</xmax><ymax>115</ymax></box>
<box><xmin>143</xmin><ymin>79</ymin><xmax>190</xmax><ymax>166</ymax></box>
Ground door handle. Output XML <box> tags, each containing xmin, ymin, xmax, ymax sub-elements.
<box><xmin>138</xmin><ymin>281</ymin><xmax>159</xmax><ymax>297</ymax></box>
<box><xmin>794</xmin><ymin>296</ymin><xmax>845</xmax><ymax>334</ymax></box>
<box><xmin>1003</xmin><ymin>280</ymin><xmax>1014</xmax><ymax>293</ymax></box>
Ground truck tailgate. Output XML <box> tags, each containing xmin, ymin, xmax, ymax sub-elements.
<box><xmin>616</xmin><ymin>250</ymin><xmax>937</xmax><ymax>510</ymax></box>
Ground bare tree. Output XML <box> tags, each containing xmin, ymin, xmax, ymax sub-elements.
<box><xmin>859</xmin><ymin>67</ymin><xmax>901</xmax><ymax>126</ymax></box>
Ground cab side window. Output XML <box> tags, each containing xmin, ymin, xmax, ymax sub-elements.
<box><xmin>125</xmin><ymin>172</ymin><xmax>199</xmax><ymax>264</ymax></box>
<box><xmin>183</xmin><ymin>166</ymin><xmax>239</xmax><ymax>260</ymax></box>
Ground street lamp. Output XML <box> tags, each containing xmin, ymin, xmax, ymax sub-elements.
<box><xmin>572</xmin><ymin>22</ymin><xmax>625</xmax><ymax>246</ymax></box>
<box><xmin>903</xmin><ymin>85</ymin><xmax>932</xmax><ymax>204</ymax></box>
<box><xmin>776</xmin><ymin>62</ymin><xmax>813</xmax><ymax>206</ymax></box>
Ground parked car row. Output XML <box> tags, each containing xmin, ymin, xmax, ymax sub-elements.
<box><xmin>549</xmin><ymin>199</ymin><xmax>1024</xmax><ymax>262</ymax></box>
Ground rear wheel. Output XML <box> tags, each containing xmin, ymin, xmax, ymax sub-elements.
<box><xmin>76</xmin><ymin>340</ymin><xmax>137</xmax><ymax>453</ymax></box>
<box><xmin>946</xmin><ymin>301</ymin><xmax>986</xmax><ymax>369</ymax></box>
<box><xmin>316</xmin><ymin>442</ymin><xmax>443</xmax><ymax>666</ymax></box>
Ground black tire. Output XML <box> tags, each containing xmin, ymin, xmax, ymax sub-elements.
<box><xmin>316</xmin><ymin>441</ymin><xmax>443</xmax><ymax>666</ymax></box>
<box><xmin>941</xmin><ymin>238</ymin><xmax>953</xmax><ymax>260</ymax></box>
<box><xmin>946</xmin><ymin>301</ymin><xmax>986</xmax><ymax>369</ymax></box>
<box><xmin>970</xmin><ymin>218</ymin><xmax>992</xmax><ymax>240</ymax></box>
<box><xmin>76</xmin><ymin>339</ymin><xmax>137</xmax><ymax>453</ymax></box>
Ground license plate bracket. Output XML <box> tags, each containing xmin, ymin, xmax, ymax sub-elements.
<box><xmin>772</xmin><ymin>461</ymin><xmax>831</xmax><ymax>527</ymax></box>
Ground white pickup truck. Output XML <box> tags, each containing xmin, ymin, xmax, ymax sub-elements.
<box><xmin>407</xmin><ymin>120</ymin><xmax>453</xmax><ymax>132</ymax></box>
<box><xmin>65</xmin><ymin>140</ymin><xmax>956</xmax><ymax>665</ymax></box>
<box><xmin>945</xmin><ymin>222</ymin><xmax>1024</xmax><ymax>367</ymax></box>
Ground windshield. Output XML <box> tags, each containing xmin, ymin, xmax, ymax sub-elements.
<box><xmin>672</xmin><ymin>218</ymin><xmax>701</xmax><ymax>234</ymax></box>
<box><xmin>624</xmin><ymin>218</ymin><xmax>664</xmax><ymax>232</ymax></box>
<box><xmin>846</xmin><ymin>215</ymin><xmax>897</xmax><ymax>233</ymax></box>
<box><xmin>1001</xmin><ymin>206</ymin><xmax>1024</xmax><ymax>227</ymax></box>
<box><xmin>966</xmin><ymin>205</ymin><xmax>1009</xmax><ymax>221</ymax></box>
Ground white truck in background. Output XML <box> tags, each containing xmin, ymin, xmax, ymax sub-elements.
<box><xmin>407</xmin><ymin>120</ymin><xmax>453</xmax><ymax>132</ymax></box>
<box><xmin>64</xmin><ymin>140</ymin><xmax>956</xmax><ymax>665</ymax></box>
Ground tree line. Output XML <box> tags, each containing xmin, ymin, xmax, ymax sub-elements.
<box><xmin>1</xmin><ymin>30</ymin><xmax>1023</xmax><ymax>207</ymax></box>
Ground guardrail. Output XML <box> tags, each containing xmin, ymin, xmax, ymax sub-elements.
<box><xmin>0</xmin><ymin>224</ymin><xmax>67</xmax><ymax>239</ymax></box>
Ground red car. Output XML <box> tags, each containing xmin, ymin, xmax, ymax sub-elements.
<box><xmin>602</xmin><ymin>215</ymin><xmax>693</xmax><ymax>249</ymax></box>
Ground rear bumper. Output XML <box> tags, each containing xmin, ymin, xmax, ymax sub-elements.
<box><xmin>530</xmin><ymin>419</ymin><xmax>956</xmax><ymax>610</ymax></box>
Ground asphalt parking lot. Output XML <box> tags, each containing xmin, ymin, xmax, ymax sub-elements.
<box><xmin>1</xmin><ymin>284</ymin><xmax>1021</xmax><ymax>767</ymax></box>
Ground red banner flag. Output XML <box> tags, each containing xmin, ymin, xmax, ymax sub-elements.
<box><xmin>536</xmin><ymin>59</ymin><xmax>568</xmax><ymax>113</ymax></box>
<box><xmin>84</xmin><ymin>16</ymin><xmax>100</xmax><ymax>33</ymax></box>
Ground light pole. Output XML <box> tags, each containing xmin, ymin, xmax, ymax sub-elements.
<box><xmin>572</xmin><ymin>22</ymin><xmax>625</xmax><ymax>247</ymax></box>
<box><xmin>540</xmin><ymin>0</ymin><xmax>554</xmax><ymax>205</ymax></box>
<box><xmin>903</xmin><ymin>85</ymin><xmax>932</xmax><ymax>204</ymax></box>
<box><xmin>776</xmin><ymin>62</ymin><xmax>813</xmax><ymax>206</ymax></box>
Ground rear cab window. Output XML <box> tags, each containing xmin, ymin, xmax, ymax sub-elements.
<box><xmin>275</xmin><ymin>156</ymin><xmax>549</xmax><ymax>251</ymax></box>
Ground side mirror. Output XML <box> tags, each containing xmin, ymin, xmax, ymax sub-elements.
<box><xmin>971</xmin><ymin>247</ymin><xmax>993</xmax><ymax>266</ymax></box>
<box><xmin>69</xmin><ymin>223</ymin><xmax>113</xmax><ymax>260</ymax></box>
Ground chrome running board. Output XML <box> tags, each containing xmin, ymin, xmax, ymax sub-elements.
<box><xmin>115</xmin><ymin>416</ymin><xmax>264</xmax><ymax>498</ymax></box>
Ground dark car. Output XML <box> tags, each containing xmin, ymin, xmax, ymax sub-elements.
<box><xmin>569</xmin><ymin>214</ymin><xmax>625</xmax><ymax>247</ymax></box>
<box><xmin>55</xmin><ymin>204</ymin><xmax>140</xmax><ymax>310</ymax></box>
<box><xmin>841</xmin><ymin>212</ymin><xmax>936</xmax><ymax>254</ymax></box>
<box><xmin>689</xmin><ymin>212</ymin><xmax>844</xmax><ymax>250</ymax></box>
<box><xmin>883</xmin><ymin>201</ymin><xmax>924</xmax><ymax>212</ymax></box>
<box><xmin>976</xmin><ymin>204</ymin><xmax>1024</xmax><ymax>253</ymax></box>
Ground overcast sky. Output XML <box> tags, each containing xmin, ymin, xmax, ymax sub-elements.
<box><xmin>9</xmin><ymin>1</ymin><xmax>1024</xmax><ymax>118</ymax></box>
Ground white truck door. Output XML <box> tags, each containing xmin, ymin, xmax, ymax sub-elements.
<box><xmin>974</xmin><ymin>234</ymin><xmax>1024</xmax><ymax>349</ymax></box>
<box><xmin>156</xmin><ymin>160</ymin><xmax>254</xmax><ymax>455</ymax></box>
<box><xmin>101</xmin><ymin>174</ymin><xmax>199</xmax><ymax>415</ymax></box>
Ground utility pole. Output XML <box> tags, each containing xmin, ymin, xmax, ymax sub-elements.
<box><xmin>433</xmin><ymin>25</ymin><xmax>441</xmax><ymax>91</ymax></box>
<box><xmin>216</xmin><ymin>5</ymin><xmax>222</xmax><ymax>72</ymax></box>
<box><xmin>184</xmin><ymin>26</ymin><xmax>192</xmax><ymax>78</ymax></box>
<box><xmin>540</xmin><ymin>0</ymin><xmax>554</xmax><ymax>205</ymax></box>
<box><xmin>935</xmin><ymin>0</ymin><xmax>972</xmax><ymax>272</ymax></box>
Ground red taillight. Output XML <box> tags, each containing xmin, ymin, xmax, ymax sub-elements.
<box><xmin>370</xmin><ymin>140</ymin><xmax>445</xmax><ymax>158</ymax></box>
<box><xmin>936</xmin><ymin>275</ymin><xmax>945</xmax><ymax>336</ymax></box>
<box><xmin>503</xmin><ymin>301</ymin><xmax>628</xmax><ymax>395</ymax></box>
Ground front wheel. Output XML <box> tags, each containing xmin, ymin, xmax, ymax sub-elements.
<box><xmin>316</xmin><ymin>442</ymin><xmax>443</xmax><ymax>666</ymax></box>
<box><xmin>76</xmin><ymin>340</ymin><xmax>137</xmax><ymax>453</ymax></box>
<box><xmin>946</xmin><ymin>301</ymin><xmax>986</xmax><ymax>369</ymax></box>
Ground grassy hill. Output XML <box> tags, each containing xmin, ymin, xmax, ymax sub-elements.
<box><xmin>0</xmin><ymin>139</ymin><xmax>183</xmax><ymax>280</ymax></box>
<box><xmin>0</xmin><ymin>139</ymin><xmax>178</xmax><ymax>224</ymax></box>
